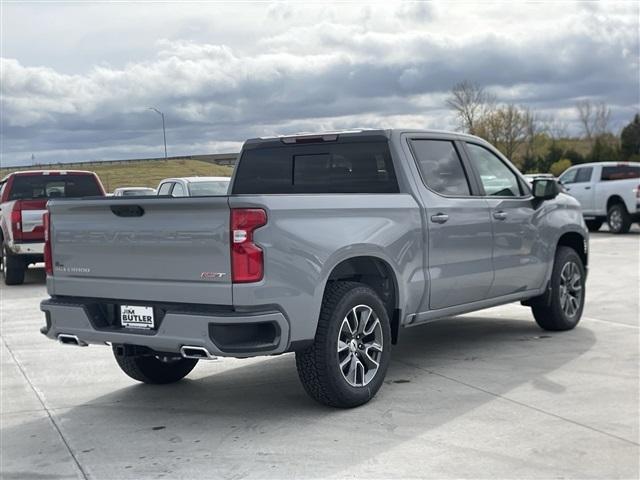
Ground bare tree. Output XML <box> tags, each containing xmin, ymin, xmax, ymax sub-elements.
<box><xmin>499</xmin><ymin>104</ymin><xmax>529</xmax><ymax>161</ymax></box>
<box><xmin>523</xmin><ymin>108</ymin><xmax>540</xmax><ymax>159</ymax></box>
<box><xmin>446</xmin><ymin>81</ymin><xmax>495</xmax><ymax>134</ymax></box>
<box><xmin>576</xmin><ymin>100</ymin><xmax>611</xmax><ymax>146</ymax></box>
<box><xmin>542</xmin><ymin>115</ymin><xmax>569</xmax><ymax>141</ymax></box>
<box><xmin>475</xmin><ymin>104</ymin><xmax>530</xmax><ymax>161</ymax></box>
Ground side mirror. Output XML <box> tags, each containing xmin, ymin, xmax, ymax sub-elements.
<box><xmin>532</xmin><ymin>178</ymin><xmax>560</xmax><ymax>200</ymax></box>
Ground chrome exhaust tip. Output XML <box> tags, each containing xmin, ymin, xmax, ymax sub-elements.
<box><xmin>58</xmin><ymin>334</ymin><xmax>88</xmax><ymax>347</ymax></box>
<box><xmin>179</xmin><ymin>345</ymin><xmax>218</xmax><ymax>361</ymax></box>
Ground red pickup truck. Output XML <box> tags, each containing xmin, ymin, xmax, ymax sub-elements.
<box><xmin>0</xmin><ymin>170</ymin><xmax>105</xmax><ymax>285</ymax></box>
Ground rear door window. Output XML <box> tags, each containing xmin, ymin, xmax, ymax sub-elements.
<box><xmin>8</xmin><ymin>174</ymin><xmax>102</xmax><ymax>200</ymax></box>
<box><xmin>601</xmin><ymin>165</ymin><xmax>640</xmax><ymax>181</ymax></box>
<box><xmin>409</xmin><ymin>140</ymin><xmax>471</xmax><ymax>196</ymax></box>
<box><xmin>233</xmin><ymin>140</ymin><xmax>398</xmax><ymax>194</ymax></box>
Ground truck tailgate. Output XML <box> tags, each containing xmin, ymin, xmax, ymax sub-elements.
<box><xmin>47</xmin><ymin>197</ymin><xmax>232</xmax><ymax>305</ymax></box>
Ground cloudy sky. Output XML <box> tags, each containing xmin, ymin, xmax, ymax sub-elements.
<box><xmin>1</xmin><ymin>1</ymin><xmax>638</xmax><ymax>167</ymax></box>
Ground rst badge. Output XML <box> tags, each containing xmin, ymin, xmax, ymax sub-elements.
<box><xmin>201</xmin><ymin>272</ymin><xmax>227</xmax><ymax>280</ymax></box>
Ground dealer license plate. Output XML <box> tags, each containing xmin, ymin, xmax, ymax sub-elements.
<box><xmin>120</xmin><ymin>305</ymin><xmax>155</xmax><ymax>329</ymax></box>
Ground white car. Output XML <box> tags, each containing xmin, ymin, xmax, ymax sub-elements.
<box><xmin>558</xmin><ymin>162</ymin><xmax>640</xmax><ymax>233</ymax></box>
<box><xmin>156</xmin><ymin>177</ymin><xmax>230</xmax><ymax>197</ymax></box>
<box><xmin>112</xmin><ymin>187</ymin><xmax>157</xmax><ymax>197</ymax></box>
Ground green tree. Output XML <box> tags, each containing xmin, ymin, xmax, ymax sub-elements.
<box><xmin>588</xmin><ymin>136</ymin><xmax>620</xmax><ymax>162</ymax></box>
<box><xmin>539</xmin><ymin>142</ymin><xmax>563</xmax><ymax>173</ymax></box>
<box><xmin>550</xmin><ymin>158</ymin><xmax>572</xmax><ymax>177</ymax></box>
<box><xmin>564</xmin><ymin>149</ymin><xmax>584</xmax><ymax>165</ymax></box>
<box><xmin>620</xmin><ymin>114</ymin><xmax>640</xmax><ymax>161</ymax></box>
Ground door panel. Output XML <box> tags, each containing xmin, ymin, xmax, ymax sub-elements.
<box><xmin>404</xmin><ymin>137</ymin><xmax>494</xmax><ymax>311</ymax></box>
<box><xmin>425</xmin><ymin>197</ymin><xmax>494</xmax><ymax>309</ymax></box>
<box><xmin>464</xmin><ymin>142</ymin><xmax>547</xmax><ymax>297</ymax></box>
<box><xmin>563</xmin><ymin>167</ymin><xmax>594</xmax><ymax>214</ymax></box>
<box><xmin>484</xmin><ymin>197</ymin><xmax>547</xmax><ymax>296</ymax></box>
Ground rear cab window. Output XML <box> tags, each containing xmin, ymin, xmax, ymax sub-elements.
<box><xmin>188</xmin><ymin>181</ymin><xmax>230</xmax><ymax>196</ymax></box>
<box><xmin>8</xmin><ymin>174</ymin><xmax>102</xmax><ymax>200</ymax></box>
<box><xmin>232</xmin><ymin>136</ymin><xmax>399</xmax><ymax>194</ymax></box>
<box><xmin>601</xmin><ymin>165</ymin><xmax>640</xmax><ymax>181</ymax></box>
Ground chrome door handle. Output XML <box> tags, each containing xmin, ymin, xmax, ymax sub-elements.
<box><xmin>585</xmin><ymin>186</ymin><xmax>591</xmax><ymax>190</ymax></box>
<box><xmin>493</xmin><ymin>211</ymin><xmax>507</xmax><ymax>220</ymax></box>
<box><xmin>430</xmin><ymin>213</ymin><xmax>449</xmax><ymax>224</ymax></box>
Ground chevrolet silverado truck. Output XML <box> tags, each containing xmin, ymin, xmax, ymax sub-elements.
<box><xmin>40</xmin><ymin>130</ymin><xmax>588</xmax><ymax>408</ymax></box>
<box><xmin>558</xmin><ymin>162</ymin><xmax>640</xmax><ymax>233</ymax></box>
<box><xmin>0</xmin><ymin>170</ymin><xmax>105</xmax><ymax>285</ymax></box>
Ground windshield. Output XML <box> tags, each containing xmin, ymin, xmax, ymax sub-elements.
<box><xmin>188</xmin><ymin>180</ymin><xmax>229</xmax><ymax>196</ymax></box>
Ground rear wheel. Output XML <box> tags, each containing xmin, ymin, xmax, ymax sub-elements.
<box><xmin>585</xmin><ymin>219</ymin><xmax>603</xmax><ymax>232</ymax></box>
<box><xmin>607</xmin><ymin>203</ymin><xmax>631</xmax><ymax>234</ymax></box>
<box><xmin>295</xmin><ymin>281</ymin><xmax>391</xmax><ymax>408</ymax></box>
<box><xmin>112</xmin><ymin>346</ymin><xmax>198</xmax><ymax>384</ymax></box>
<box><xmin>531</xmin><ymin>246</ymin><xmax>585</xmax><ymax>331</ymax></box>
<box><xmin>2</xmin><ymin>243</ymin><xmax>25</xmax><ymax>286</ymax></box>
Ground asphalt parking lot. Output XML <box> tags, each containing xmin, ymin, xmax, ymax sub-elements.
<box><xmin>1</xmin><ymin>228</ymin><xmax>638</xmax><ymax>480</ymax></box>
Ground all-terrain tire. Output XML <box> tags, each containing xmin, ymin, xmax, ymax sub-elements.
<box><xmin>295</xmin><ymin>281</ymin><xmax>392</xmax><ymax>408</ymax></box>
<box><xmin>607</xmin><ymin>203</ymin><xmax>631</xmax><ymax>234</ymax></box>
<box><xmin>2</xmin><ymin>243</ymin><xmax>25</xmax><ymax>286</ymax></box>
<box><xmin>112</xmin><ymin>346</ymin><xmax>198</xmax><ymax>384</ymax></box>
<box><xmin>532</xmin><ymin>246</ymin><xmax>585</xmax><ymax>331</ymax></box>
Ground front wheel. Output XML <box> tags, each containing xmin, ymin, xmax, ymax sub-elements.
<box><xmin>112</xmin><ymin>346</ymin><xmax>198</xmax><ymax>384</ymax></box>
<box><xmin>296</xmin><ymin>281</ymin><xmax>392</xmax><ymax>408</ymax></box>
<box><xmin>607</xmin><ymin>204</ymin><xmax>631</xmax><ymax>234</ymax></box>
<box><xmin>532</xmin><ymin>246</ymin><xmax>585</xmax><ymax>331</ymax></box>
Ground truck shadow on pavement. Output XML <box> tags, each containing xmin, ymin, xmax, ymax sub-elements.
<box><xmin>2</xmin><ymin>315</ymin><xmax>598</xmax><ymax>479</ymax></box>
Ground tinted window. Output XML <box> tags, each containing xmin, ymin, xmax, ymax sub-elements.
<box><xmin>158</xmin><ymin>183</ymin><xmax>172</xmax><ymax>195</ymax></box>
<box><xmin>601</xmin><ymin>165</ymin><xmax>640</xmax><ymax>181</ymax></box>
<box><xmin>410</xmin><ymin>140</ymin><xmax>470</xmax><ymax>196</ymax></box>
<box><xmin>575</xmin><ymin>167</ymin><xmax>593</xmax><ymax>183</ymax></box>
<box><xmin>8</xmin><ymin>174</ymin><xmax>102</xmax><ymax>200</ymax></box>
<box><xmin>466</xmin><ymin>143</ymin><xmax>522</xmax><ymax>196</ymax></box>
<box><xmin>171</xmin><ymin>183</ymin><xmax>187</xmax><ymax>197</ymax></box>
<box><xmin>233</xmin><ymin>140</ymin><xmax>398</xmax><ymax>194</ymax></box>
<box><xmin>188</xmin><ymin>181</ymin><xmax>230</xmax><ymax>196</ymax></box>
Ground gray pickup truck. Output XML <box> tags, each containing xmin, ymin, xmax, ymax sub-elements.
<box><xmin>41</xmin><ymin>130</ymin><xmax>588</xmax><ymax>408</ymax></box>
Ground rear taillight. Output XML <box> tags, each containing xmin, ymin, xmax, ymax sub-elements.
<box><xmin>230</xmin><ymin>208</ymin><xmax>267</xmax><ymax>283</ymax></box>
<box><xmin>43</xmin><ymin>211</ymin><xmax>52</xmax><ymax>275</ymax></box>
<box><xmin>10</xmin><ymin>203</ymin><xmax>22</xmax><ymax>241</ymax></box>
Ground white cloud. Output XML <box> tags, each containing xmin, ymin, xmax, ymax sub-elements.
<box><xmin>0</xmin><ymin>1</ymin><xmax>638</xmax><ymax>166</ymax></box>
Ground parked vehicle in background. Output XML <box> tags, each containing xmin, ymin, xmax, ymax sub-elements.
<box><xmin>558</xmin><ymin>162</ymin><xmax>640</xmax><ymax>233</ymax></box>
<box><xmin>524</xmin><ymin>173</ymin><xmax>555</xmax><ymax>185</ymax></box>
<box><xmin>113</xmin><ymin>187</ymin><xmax>156</xmax><ymax>197</ymax></box>
<box><xmin>41</xmin><ymin>130</ymin><xmax>588</xmax><ymax>407</ymax></box>
<box><xmin>0</xmin><ymin>170</ymin><xmax>105</xmax><ymax>285</ymax></box>
<box><xmin>156</xmin><ymin>177</ymin><xmax>230</xmax><ymax>196</ymax></box>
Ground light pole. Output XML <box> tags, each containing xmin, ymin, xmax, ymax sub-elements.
<box><xmin>148</xmin><ymin>107</ymin><xmax>167</xmax><ymax>159</ymax></box>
